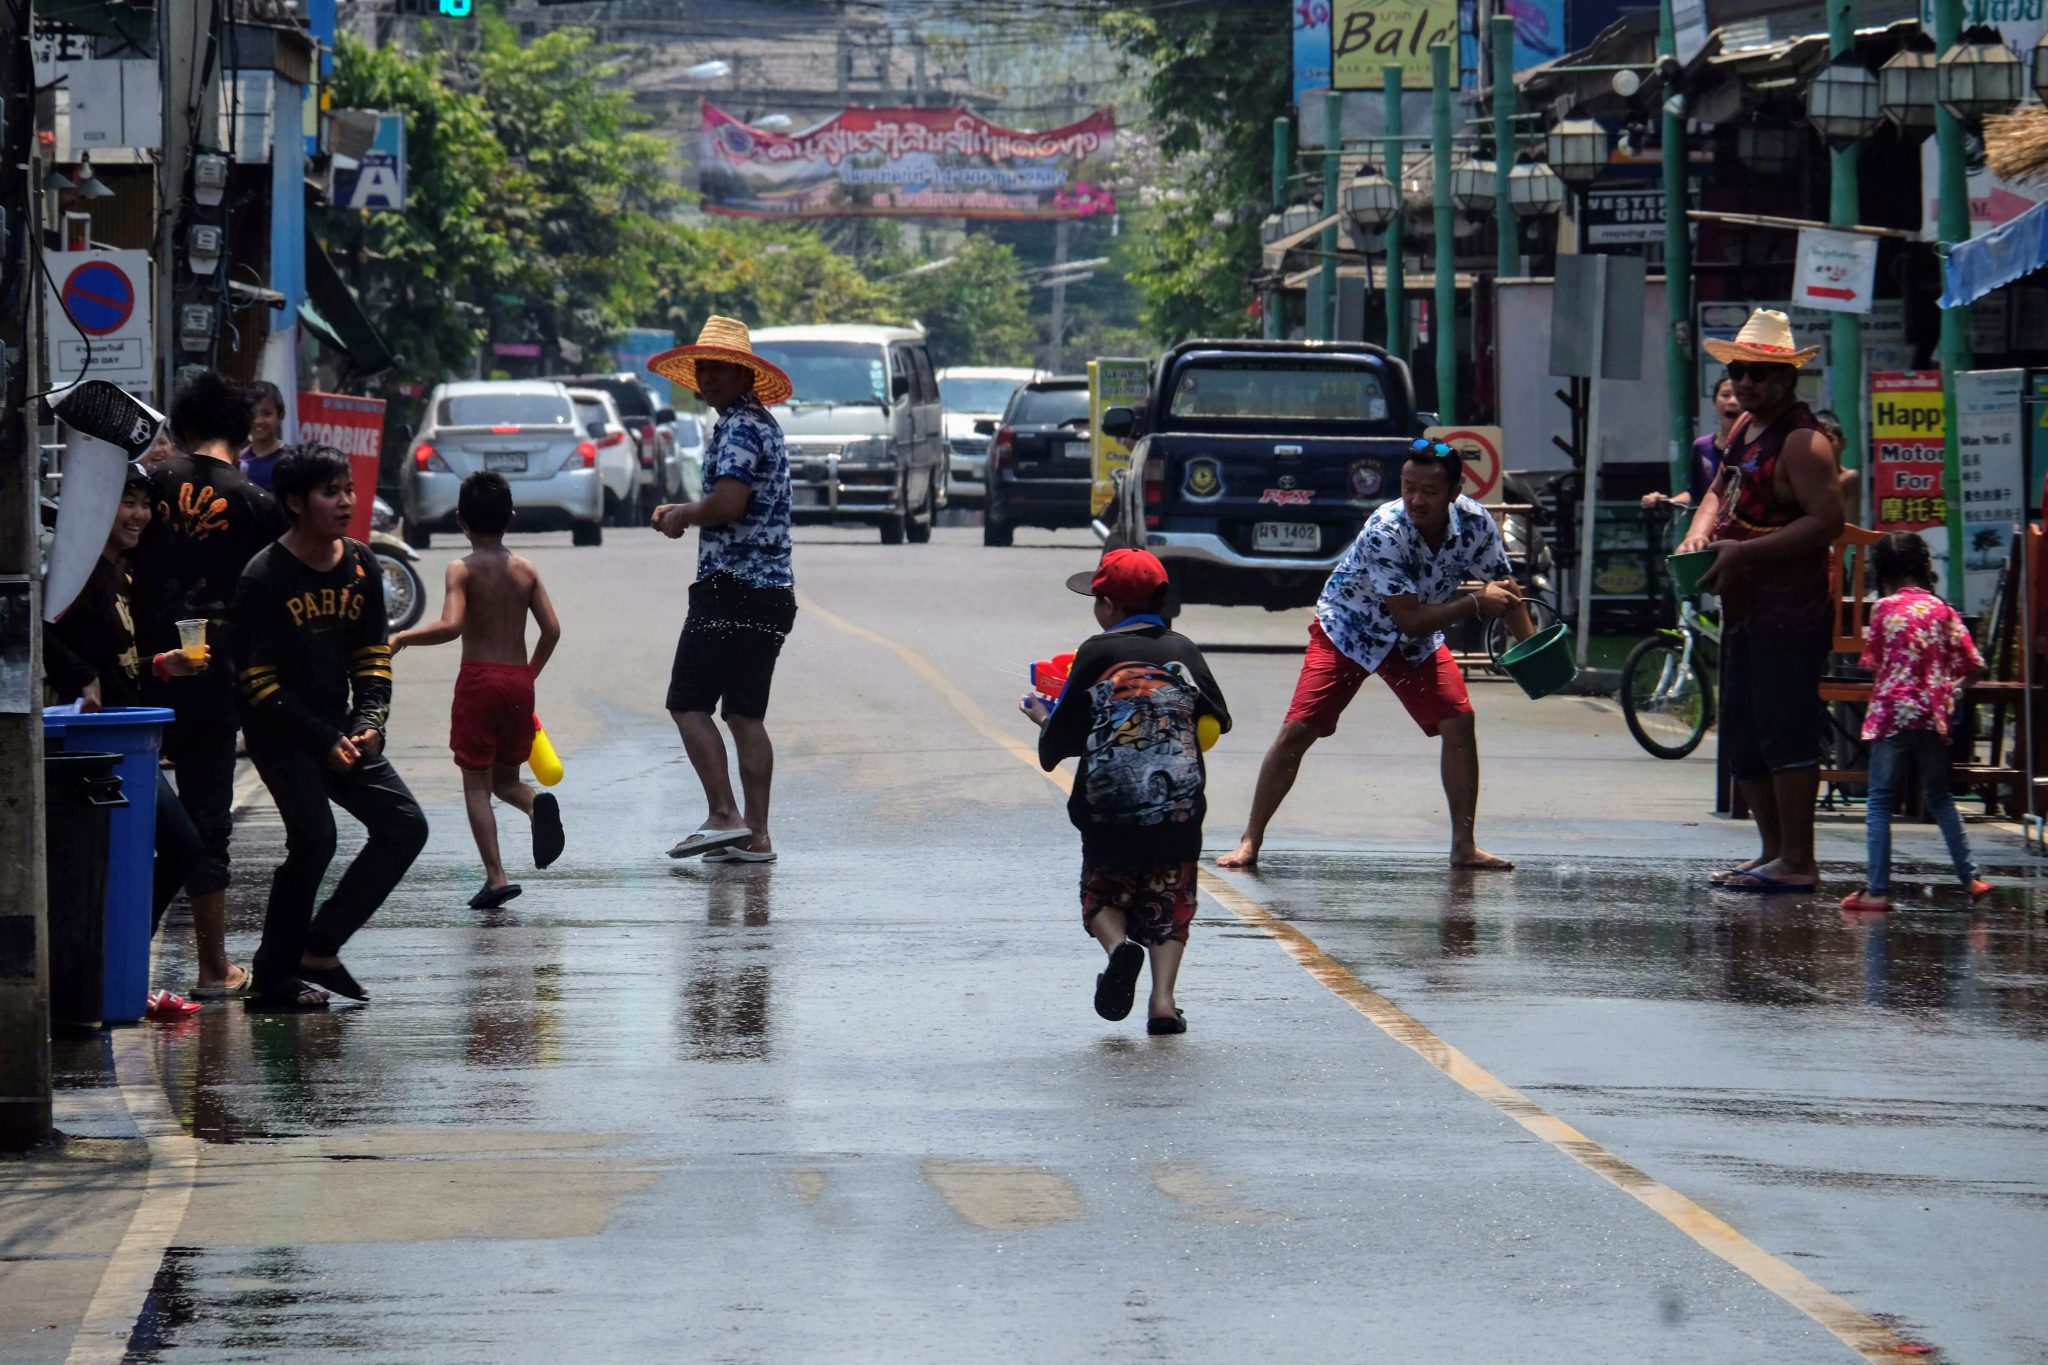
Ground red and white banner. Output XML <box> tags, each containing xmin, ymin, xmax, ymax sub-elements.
<box><xmin>699</xmin><ymin>103</ymin><xmax>1118</xmax><ymax>221</ymax></box>
<box><xmin>299</xmin><ymin>390</ymin><xmax>386</xmax><ymax>542</ymax></box>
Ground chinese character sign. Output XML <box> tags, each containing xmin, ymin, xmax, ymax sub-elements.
<box><xmin>1956</xmin><ymin>369</ymin><xmax>2025</xmax><ymax>612</ymax></box>
<box><xmin>699</xmin><ymin>104</ymin><xmax>1117</xmax><ymax>221</ymax></box>
<box><xmin>1870</xmin><ymin>372</ymin><xmax>1947</xmax><ymax>533</ymax></box>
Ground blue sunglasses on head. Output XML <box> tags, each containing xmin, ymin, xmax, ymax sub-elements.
<box><xmin>1410</xmin><ymin>438</ymin><xmax>1458</xmax><ymax>460</ymax></box>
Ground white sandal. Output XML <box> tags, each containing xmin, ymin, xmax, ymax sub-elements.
<box><xmin>667</xmin><ymin>827</ymin><xmax>752</xmax><ymax>859</ymax></box>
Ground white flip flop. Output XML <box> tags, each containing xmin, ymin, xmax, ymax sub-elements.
<box><xmin>667</xmin><ymin>827</ymin><xmax>753</xmax><ymax>859</ymax></box>
<box><xmin>705</xmin><ymin>847</ymin><xmax>778</xmax><ymax>864</ymax></box>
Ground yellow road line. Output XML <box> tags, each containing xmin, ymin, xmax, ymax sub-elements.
<box><xmin>800</xmin><ymin>592</ymin><xmax>1919</xmax><ymax>1364</ymax></box>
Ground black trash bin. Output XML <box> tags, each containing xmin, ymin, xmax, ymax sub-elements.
<box><xmin>44</xmin><ymin>751</ymin><xmax>127</xmax><ymax>1030</ymax></box>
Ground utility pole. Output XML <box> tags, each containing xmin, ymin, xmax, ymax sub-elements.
<box><xmin>158</xmin><ymin>0</ymin><xmax>208</xmax><ymax>400</ymax></box>
<box><xmin>1266</xmin><ymin>117</ymin><xmax>1288</xmax><ymax>341</ymax></box>
<box><xmin>1432</xmin><ymin>44</ymin><xmax>1456</xmax><ymax>422</ymax></box>
<box><xmin>1660</xmin><ymin>0</ymin><xmax>1695</xmax><ymax>497</ymax></box>
<box><xmin>0</xmin><ymin>0</ymin><xmax>51</xmax><ymax>1152</ymax></box>
<box><xmin>1384</xmin><ymin>66</ymin><xmax>1406</xmax><ymax>366</ymax></box>
<box><xmin>1827</xmin><ymin>0</ymin><xmax>1864</xmax><ymax>491</ymax></box>
<box><xmin>1321</xmin><ymin>91</ymin><xmax>1341</xmax><ymax>341</ymax></box>
<box><xmin>1049</xmin><ymin>219</ymin><xmax>1069</xmax><ymax>372</ymax></box>
<box><xmin>1492</xmin><ymin>15</ymin><xmax>1516</xmax><ymax>281</ymax></box>
<box><xmin>1934</xmin><ymin>0</ymin><xmax>1971</xmax><ymax>605</ymax></box>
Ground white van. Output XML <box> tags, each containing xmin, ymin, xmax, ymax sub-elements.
<box><xmin>748</xmin><ymin>325</ymin><xmax>945</xmax><ymax>544</ymax></box>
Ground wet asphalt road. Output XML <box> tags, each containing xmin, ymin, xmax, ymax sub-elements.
<box><xmin>50</xmin><ymin>525</ymin><xmax>2048</xmax><ymax>1362</ymax></box>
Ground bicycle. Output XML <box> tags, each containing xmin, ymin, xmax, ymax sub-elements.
<box><xmin>1621</xmin><ymin>595</ymin><xmax>1719</xmax><ymax>759</ymax></box>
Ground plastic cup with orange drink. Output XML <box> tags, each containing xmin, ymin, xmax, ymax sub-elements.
<box><xmin>175</xmin><ymin>618</ymin><xmax>211</xmax><ymax>667</ymax></box>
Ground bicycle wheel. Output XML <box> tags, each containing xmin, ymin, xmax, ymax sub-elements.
<box><xmin>1485</xmin><ymin>596</ymin><xmax>1564</xmax><ymax>673</ymax></box>
<box><xmin>1620</xmin><ymin>635</ymin><xmax>1714</xmax><ymax>759</ymax></box>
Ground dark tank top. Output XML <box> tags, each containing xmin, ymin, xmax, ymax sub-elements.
<box><xmin>1711</xmin><ymin>402</ymin><xmax>1828</xmax><ymax>627</ymax></box>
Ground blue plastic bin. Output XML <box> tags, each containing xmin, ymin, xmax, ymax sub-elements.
<box><xmin>43</xmin><ymin>706</ymin><xmax>174</xmax><ymax>1024</ymax></box>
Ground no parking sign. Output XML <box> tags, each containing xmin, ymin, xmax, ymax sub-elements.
<box><xmin>1424</xmin><ymin>425</ymin><xmax>1504</xmax><ymax>504</ymax></box>
<box><xmin>43</xmin><ymin>249</ymin><xmax>153</xmax><ymax>396</ymax></box>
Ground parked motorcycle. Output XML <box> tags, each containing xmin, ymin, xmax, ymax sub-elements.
<box><xmin>370</xmin><ymin>496</ymin><xmax>428</xmax><ymax>632</ymax></box>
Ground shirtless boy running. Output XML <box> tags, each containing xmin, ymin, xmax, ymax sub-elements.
<box><xmin>392</xmin><ymin>472</ymin><xmax>565</xmax><ymax>907</ymax></box>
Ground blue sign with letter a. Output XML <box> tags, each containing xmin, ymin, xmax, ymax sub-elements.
<box><xmin>333</xmin><ymin>112</ymin><xmax>407</xmax><ymax>212</ymax></box>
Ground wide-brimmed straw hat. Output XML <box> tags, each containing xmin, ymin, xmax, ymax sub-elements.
<box><xmin>1702</xmin><ymin>308</ymin><xmax>1820</xmax><ymax>368</ymax></box>
<box><xmin>646</xmin><ymin>316</ymin><xmax>793</xmax><ymax>407</ymax></box>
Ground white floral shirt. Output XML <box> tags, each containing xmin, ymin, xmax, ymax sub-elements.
<box><xmin>1315</xmin><ymin>494</ymin><xmax>1512</xmax><ymax>671</ymax></box>
<box><xmin>698</xmin><ymin>396</ymin><xmax>794</xmax><ymax>590</ymax></box>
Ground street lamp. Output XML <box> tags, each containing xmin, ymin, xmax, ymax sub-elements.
<box><xmin>69</xmin><ymin>152</ymin><xmax>112</xmax><ymax>200</ymax></box>
<box><xmin>1507</xmin><ymin>156</ymin><xmax>1565</xmax><ymax>217</ymax></box>
<box><xmin>1734</xmin><ymin>120</ymin><xmax>1801</xmax><ymax>176</ymax></box>
<box><xmin>1342</xmin><ymin>166</ymin><xmax>1400</xmax><ymax>232</ymax></box>
<box><xmin>1545</xmin><ymin>117</ymin><xmax>1609</xmax><ymax>188</ymax></box>
<box><xmin>1880</xmin><ymin>45</ymin><xmax>1938</xmax><ymax>139</ymax></box>
<box><xmin>1806</xmin><ymin>57</ymin><xmax>1883</xmax><ymax>146</ymax></box>
<box><xmin>1938</xmin><ymin>27</ymin><xmax>2024</xmax><ymax>125</ymax></box>
<box><xmin>1450</xmin><ymin>157</ymin><xmax>1496</xmax><ymax>214</ymax></box>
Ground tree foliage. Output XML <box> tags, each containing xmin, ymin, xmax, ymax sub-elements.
<box><xmin>889</xmin><ymin>234</ymin><xmax>1035</xmax><ymax>369</ymax></box>
<box><xmin>1100</xmin><ymin>4</ymin><xmax>1291</xmax><ymax>343</ymax></box>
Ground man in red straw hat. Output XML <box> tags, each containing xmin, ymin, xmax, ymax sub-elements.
<box><xmin>1678</xmin><ymin>307</ymin><xmax>1844</xmax><ymax>894</ymax></box>
<box><xmin>646</xmin><ymin>316</ymin><xmax>797</xmax><ymax>864</ymax></box>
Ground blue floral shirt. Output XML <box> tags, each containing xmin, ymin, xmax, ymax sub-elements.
<box><xmin>1315</xmin><ymin>494</ymin><xmax>1512</xmax><ymax>671</ymax></box>
<box><xmin>699</xmin><ymin>395</ymin><xmax>794</xmax><ymax>589</ymax></box>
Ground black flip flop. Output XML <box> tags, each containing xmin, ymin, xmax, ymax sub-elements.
<box><xmin>245</xmin><ymin>983</ymin><xmax>331</xmax><ymax>1013</ymax></box>
<box><xmin>1094</xmin><ymin>940</ymin><xmax>1145</xmax><ymax>1021</ymax></box>
<box><xmin>533</xmin><ymin>793</ymin><xmax>565</xmax><ymax>869</ymax></box>
<box><xmin>468</xmin><ymin>882</ymin><xmax>523</xmax><ymax>910</ymax></box>
<box><xmin>297</xmin><ymin>960</ymin><xmax>368</xmax><ymax>1002</ymax></box>
<box><xmin>1147</xmin><ymin>1010</ymin><xmax>1187</xmax><ymax>1035</ymax></box>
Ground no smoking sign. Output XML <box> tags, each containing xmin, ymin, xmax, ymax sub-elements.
<box><xmin>1425</xmin><ymin>425</ymin><xmax>1505</xmax><ymax>504</ymax></box>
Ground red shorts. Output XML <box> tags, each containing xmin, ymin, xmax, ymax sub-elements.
<box><xmin>1284</xmin><ymin>620</ymin><xmax>1473</xmax><ymax>738</ymax></box>
<box><xmin>450</xmin><ymin>661</ymin><xmax>535</xmax><ymax>771</ymax></box>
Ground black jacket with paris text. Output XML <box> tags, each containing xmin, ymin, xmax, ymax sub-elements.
<box><xmin>230</xmin><ymin>538</ymin><xmax>392</xmax><ymax>755</ymax></box>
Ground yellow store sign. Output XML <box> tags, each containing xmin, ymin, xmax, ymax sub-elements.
<box><xmin>1331</xmin><ymin>0</ymin><xmax>1459</xmax><ymax>90</ymax></box>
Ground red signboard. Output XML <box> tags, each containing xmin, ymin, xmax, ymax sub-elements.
<box><xmin>298</xmin><ymin>390</ymin><xmax>387</xmax><ymax>543</ymax></box>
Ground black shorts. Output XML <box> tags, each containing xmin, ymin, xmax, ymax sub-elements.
<box><xmin>666</xmin><ymin>575</ymin><xmax>797</xmax><ymax>721</ymax></box>
<box><xmin>1719</xmin><ymin>612</ymin><xmax>1830</xmax><ymax>781</ymax></box>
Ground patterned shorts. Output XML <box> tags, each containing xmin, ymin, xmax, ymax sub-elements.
<box><xmin>1080</xmin><ymin>861</ymin><xmax>1198</xmax><ymax>947</ymax></box>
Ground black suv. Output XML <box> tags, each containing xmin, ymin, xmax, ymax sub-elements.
<box><xmin>980</xmin><ymin>375</ymin><xmax>1093</xmax><ymax>548</ymax></box>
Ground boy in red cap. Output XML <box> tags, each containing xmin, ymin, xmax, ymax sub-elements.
<box><xmin>1021</xmin><ymin>549</ymin><xmax>1229</xmax><ymax>1034</ymax></box>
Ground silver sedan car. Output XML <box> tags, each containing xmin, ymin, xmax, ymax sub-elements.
<box><xmin>399</xmin><ymin>380</ymin><xmax>607</xmax><ymax>548</ymax></box>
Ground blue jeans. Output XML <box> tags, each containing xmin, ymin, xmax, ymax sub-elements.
<box><xmin>1865</xmin><ymin>728</ymin><xmax>1976</xmax><ymax>894</ymax></box>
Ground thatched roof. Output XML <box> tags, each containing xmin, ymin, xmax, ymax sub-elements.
<box><xmin>1986</xmin><ymin>105</ymin><xmax>2048</xmax><ymax>185</ymax></box>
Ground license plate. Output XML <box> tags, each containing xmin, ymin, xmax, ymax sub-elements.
<box><xmin>485</xmin><ymin>451</ymin><xmax>526</xmax><ymax>473</ymax></box>
<box><xmin>1064</xmin><ymin>437</ymin><xmax>1091</xmax><ymax>462</ymax></box>
<box><xmin>791</xmin><ymin>486</ymin><xmax>823</xmax><ymax>506</ymax></box>
<box><xmin>1254</xmin><ymin>521</ymin><xmax>1320</xmax><ymax>553</ymax></box>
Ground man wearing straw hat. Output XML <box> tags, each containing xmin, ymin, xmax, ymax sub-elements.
<box><xmin>646</xmin><ymin>317</ymin><xmax>797</xmax><ymax>865</ymax></box>
<box><xmin>1677</xmin><ymin>308</ymin><xmax>1844</xmax><ymax>894</ymax></box>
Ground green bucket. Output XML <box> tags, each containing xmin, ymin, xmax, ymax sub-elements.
<box><xmin>1665</xmin><ymin>547</ymin><xmax>1718</xmax><ymax>599</ymax></box>
<box><xmin>1498</xmin><ymin>622</ymin><xmax>1578</xmax><ymax>700</ymax></box>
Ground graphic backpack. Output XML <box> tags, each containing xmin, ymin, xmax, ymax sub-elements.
<box><xmin>1079</xmin><ymin>660</ymin><xmax>1203</xmax><ymax>829</ymax></box>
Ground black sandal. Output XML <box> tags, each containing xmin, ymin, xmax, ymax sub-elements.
<box><xmin>1094</xmin><ymin>941</ymin><xmax>1145</xmax><ymax>1021</ymax></box>
<box><xmin>468</xmin><ymin>882</ymin><xmax>523</xmax><ymax>910</ymax></box>
<box><xmin>533</xmin><ymin>793</ymin><xmax>565</xmax><ymax>869</ymax></box>
<box><xmin>297</xmin><ymin>960</ymin><xmax>368</xmax><ymax>1002</ymax></box>
<box><xmin>245</xmin><ymin>983</ymin><xmax>331</xmax><ymax>1013</ymax></box>
<box><xmin>1146</xmin><ymin>1010</ymin><xmax>1187</xmax><ymax>1035</ymax></box>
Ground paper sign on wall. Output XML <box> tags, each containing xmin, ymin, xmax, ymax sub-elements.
<box><xmin>1793</xmin><ymin>230</ymin><xmax>1878</xmax><ymax>314</ymax></box>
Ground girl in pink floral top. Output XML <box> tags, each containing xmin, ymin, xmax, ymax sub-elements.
<box><xmin>1841</xmin><ymin>533</ymin><xmax>1992</xmax><ymax>912</ymax></box>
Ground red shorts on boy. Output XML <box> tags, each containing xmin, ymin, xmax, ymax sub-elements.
<box><xmin>450</xmin><ymin>661</ymin><xmax>535</xmax><ymax>771</ymax></box>
<box><xmin>1081</xmin><ymin>862</ymin><xmax>1197</xmax><ymax>946</ymax></box>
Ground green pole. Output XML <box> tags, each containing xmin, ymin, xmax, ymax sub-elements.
<box><xmin>1934</xmin><ymin>0</ymin><xmax>1972</xmax><ymax>605</ymax></box>
<box><xmin>1269</xmin><ymin>116</ymin><xmax>1288</xmax><ymax>341</ymax></box>
<box><xmin>1322</xmin><ymin>90</ymin><xmax>1343</xmax><ymax>341</ymax></box>
<box><xmin>1385</xmin><ymin>66</ymin><xmax>1406</xmax><ymax>365</ymax></box>
<box><xmin>1659</xmin><ymin>0</ymin><xmax>1694</xmax><ymax>497</ymax></box>
<box><xmin>1492</xmin><ymin>15</ymin><xmax>1517</xmax><ymax>281</ymax></box>
<box><xmin>1432</xmin><ymin>43</ymin><xmax>1456</xmax><ymax>422</ymax></box>
<box><xmin>1827</xmin><ymin>0</ymin><xmax>1864</xmax><ymax>496</ymax></box>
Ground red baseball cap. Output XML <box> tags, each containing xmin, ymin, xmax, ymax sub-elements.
<box><xmin>1066</xmin><ymin>548</ymin><xmax>1170</xmax><ymax>614</ymax></box>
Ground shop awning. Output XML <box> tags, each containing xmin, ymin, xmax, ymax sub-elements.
<box><xmin>303</xmin><ymin>229</ymin><xmax>395</xmax><ymax>375</ymax></box>
<box><xmin>1940</xmin><ymin>198</ymin><xmax>2048</xmax><ymax>309</ymax></box>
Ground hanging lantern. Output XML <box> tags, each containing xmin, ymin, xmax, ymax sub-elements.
<box><xmin>1343</xmin><ymin>166</ymin><xmax>1400</xmax><ymax>231</ymax></box>
<box><xmin>1282</xmin><ymin>201</ymin><xmax>1316</xmax><ymax>239</ymax></box>
<box><xmin>1450</xmin><ymin>157</ymin><xmax>1497</xmax><ymax>214</ymax></box>
<box><xmin>1880</xmin><ymin>46</ymin><xmax>1938</xmax><ymax>138</ymax></box>
<box><xmin>1937</xmin><ymin>29</ymin><xmax>2024</xmax><ymax>124</ymax></box>
<box><xmin>1805</xmin><ymin>57</ymin><xmax>1883</xmax><ymax>146</ymax></box>
<box><xmin>1734</xmin><ymin>121</ymin><xmax>1801</xmax><ymax>176</ymax></box>
<box><xmin>2033</xmin><ymin>31</ymin><xmax>2048</xmax><ymax>105</ymax></box>
<box><xmin>1545</xmin><ymin>117</ymin><xmax>1609</xmax><ymax>187</ymax></box>
<box><xmin>1507</xmin><ymin>158</ymin><xmax>1564</xmax><ymax>217</ymax></box>
<box><xmin>1259</xmin><ymin>212</ymin><xmax>1285</xmax><ymax>245</ymax></box>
